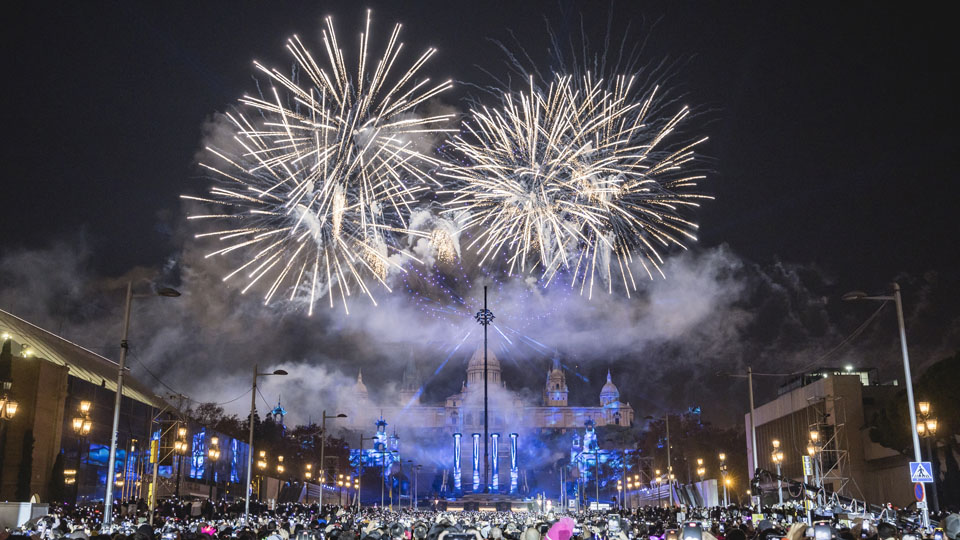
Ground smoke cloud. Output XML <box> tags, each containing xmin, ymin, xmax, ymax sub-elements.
<box><xmin>1</xmin><ymin>228</ymin><xmax>957</xmax><ymax>430</ymax></box>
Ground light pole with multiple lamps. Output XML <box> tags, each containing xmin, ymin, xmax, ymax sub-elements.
<box><xmin>319</xmin><ymin>410</ymin><xmax>347</xmax><ymax>505</ymax></box>
<box><xmin>771</xmin><ymin>439</ymin><xmax>784</xmax><ymax>505</ymax></box>
<box><xmin>244</xmin><ymin>365</ymin><xmax>287</xmax><ymax>523</ymax></box>
<box><xmin>806</xmin><ymin>430</ymin><xmax>823</xmax><ymax>506</ymax></box>
<box><xmin>103</xmin><ymin>283</ymin><xmax>179</xmax><ymax>530</ymax></box>
<box><xmin>917</xmin><ymin>401</ymin><xmax>940</xmax><ymax>514</ymax></box>
<box><xmin>207</xmin><ymin>436</ymin><xmax>221</xmax><ymax>500</ymax></box>
<box><xmin>71</xmin><ymin>400</ymin><xmax>93</xmax><ymax>501</ymax></box>
<box><xmin>843</xmin><ymin>283</ymin><xmax>928</xmax><ymax>529</ymax></box>
<box><xmin>173</xmin><ymin>426</ymin><xmax>189</xmax><ymax>498</ymax></box>
<box><xmin>0</xmin><ymin>335</ymin><xmax>20</xmax><ymax>471</ymax></box>
<box><xmin>255</xmin><ymin>451</ymin><xmax>268</xmax><ymax>500</ymax></box>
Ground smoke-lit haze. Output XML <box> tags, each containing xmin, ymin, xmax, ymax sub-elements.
<box><xmin>2</xmin><ymin>230</ymin><xmax>957</xmax><ymax>430</ymax></box>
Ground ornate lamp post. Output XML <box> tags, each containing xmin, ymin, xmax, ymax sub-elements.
<box><xmin>917</xmin><ymin>401</ymin><xmax>940</xmax><ymax>514</ymax></box>
<box><xmin>256</xmin><ymin>451</ymin><xmax>267</xmax><ymax>500</ymax></box>
<box><xmin>0</xmin><ymin>392</ymin><xmax>17</xmax><ymax>420</ymax></box>
<box><xmin>173</xmin><ymin>427</ymin><xmax>189</xmax><ymax>498</ymax></box>
<box><xmin>1</xmin><ymin>335</ymin><xmax>21</xmax><ymax>495</ymax></box>
<box><xmin>207</xmin><ymin>436</ymin><xmax>221</xmax><ymax>500</ymax></box>
<box><xmin>771</xmin><ymin>439</ymin><xmax>784</xmax><ymax>505</ymax></box>
<box><xmin>806</xmin><ymin>430</ymin><xmax>823</xmax><ymax>506</ymax></box>
<box><xmin>696</xmin><ymin>458</ymin><xmax>706</xmax><ymax>506</ymax></box>
<box><xmin>71</xmin><ymin>400</ymin><xmax>93</xmax><ymax>501</ymax></box>
<box><xmin>719</xmin><ymin>453</ymin><xmax>729</xmax><ymax>506</ymax></box>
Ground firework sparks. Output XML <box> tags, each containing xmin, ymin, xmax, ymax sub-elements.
<box><xmin>184</xmin><ymin>11</ymin><xmax>454</xmax><ymax>314</ymax></box>
<box><xmin>440</xmin><ymin>72</ymin><xmax>711</xmax><ymax>298</ymax></box>
<box><xmin>430</xmin><ymin>228</ymin><xmax>457</xmax><ymax>264</ymax></box>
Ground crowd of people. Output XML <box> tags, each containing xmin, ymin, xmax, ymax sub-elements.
<box><xmin>3</xmin><ymin>499</ymin><xmax>959</xmax><ymax>540</ymax></box>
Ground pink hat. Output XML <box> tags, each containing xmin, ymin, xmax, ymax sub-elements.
<box><xmin>546</xmin><ymin>518</ymin><xmax>576</xmax><ymax>540</ymax></box>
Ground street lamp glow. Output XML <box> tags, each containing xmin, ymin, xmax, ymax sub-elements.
<box><xmin>918</xmin><ymin>401</ymin><xmax>930</xmax><ymax>416</ymax></box>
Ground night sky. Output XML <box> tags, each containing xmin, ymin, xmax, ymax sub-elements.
<box><xmin>1</xmin><ymin>1</ymin><xmax>957</xmax><ymax>424</ymax></box>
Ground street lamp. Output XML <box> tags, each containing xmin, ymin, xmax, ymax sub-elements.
<box><xmin>916</xmin><ymin>401</ymin><xmax>940</xmax><ymax>514</ymax></box>
<box><xmin>696</xmin><ymin>461</ymin><xmax>706</xmax><ymax>505</ymax></box>
<box><xmin>806</xmin><ymin>429</ymin><xmax>822</xmax><ymax>504</ymax></box>
<box><xmin>305</xmin><ymin>463</ymin><xmax>313</xmax><ymax>481</ymax></box>
<box><xmin>255</xmin><ymin>451</ymin><xmax>267</xmax><ymax>500</ymax></box>
<box><xmin>319</xmin><ymin>410</ymin><xmax>347</xmax><ymax>505</ymax></box>
<box><xmin>71</xmin><ymin>400</ymin><xmax>93</xmax><ymax>502</ymax></box>
<box><xmin>207</xmin><ymin>436</ymin><xmax>221</xmax><ymax>500</ymax></box>
<box><xmin>1</xmin><ymin>336</ymin><xmax>20</xmax><ymax>468</ymax></box>
<box><xmin>244</xmin><ymin>366</ymin><xmax>287</xmax><ymax>523</ymax></box>
<box><xmin>103</xmin><ymin>283</ymin><xmax>179</xmax><ymax>530</ymax></box>
<box><xmin>719</xmin><ymin>453</ymin><xmax>729</xmax><ymax>506</ymax></box>
<box><xmin>843</xmin><ymin>283</ymin><xmax>928</xmax><ymax>528</ymax></box>
<box><xmin>0</xmin><ymin>396</ymin><xmax>16</xmax><ymax>419</ymax></box>
<box><xmin>771</xmin><ymin>440</ymin><xmax>784</xmax><ymax>505</ymax></box>
<box><xmin>277</xmin><ymin>455</ymin><xmax>285</xmax><ymax>475</ymax></box>
<box><xmin>173</xmin><ymin>427</ymin><xmax>189</xmax><ymax>498</ymax></box>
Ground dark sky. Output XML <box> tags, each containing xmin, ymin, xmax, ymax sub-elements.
<box><xmin>1</xmin><ymin>1</ymin><xmax>958</xmax><ymax>424</ymax></box>
<box><xmin>4</xmin><ymin>1</ymin><xmax>956</xmax><ymax>287</ymax></box>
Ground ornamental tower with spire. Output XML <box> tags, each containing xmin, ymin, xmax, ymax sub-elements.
<box><xmin>543</xmin><ymin>358</ymin><xmax>569</xmax><ymax>406</ymax></box>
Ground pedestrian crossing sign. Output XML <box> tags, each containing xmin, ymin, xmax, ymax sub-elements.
<box><xmin>910</xmin><ymin>461</ymin><xmax>934</xmax><ymax>483</ymax></box>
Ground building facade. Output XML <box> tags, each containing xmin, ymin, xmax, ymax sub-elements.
<box><xmin>347</xmin><ymin>347</ymin><xmax>635</xmax><ymax>432</ymax></box>
<box><xmin>745</xmin><ymin>369</ymin><xmax>913</xmax><ymax>507</ymax></box>
<box><xmin>0</xmin><ymin>309</ymin><xmax>249</xmax><ymax>504</ymax></box>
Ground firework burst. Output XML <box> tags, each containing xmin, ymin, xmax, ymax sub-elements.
<box><xmin>440</xmin><ymin>72</ymin><xmax>711</xmax><ymax>298</ymax></box>
<box><xmin>183</xmin><ymin>11</ymin><xmax>454</xmax><ymax>314</ymax></box>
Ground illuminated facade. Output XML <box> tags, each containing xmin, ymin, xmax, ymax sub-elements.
<box><xmin>347</xmin><ymin>347</ymin><xmax>634</xmax><ymax>432</ymax></box>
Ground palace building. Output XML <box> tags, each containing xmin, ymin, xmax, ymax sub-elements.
<box><xmin>346</xmin><ymin>346</ymin><xmax>634</xmax><ymax>433</ymax></box>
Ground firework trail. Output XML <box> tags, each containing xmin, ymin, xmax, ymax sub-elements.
<box><xmin>183</xmin><ymin>11</ymin><xmax>454</xmax><ymax>314</ymax></box>
<box><xmin>440</xmin><ymin>71</ymin><xmax>711</xmax><ymax>298</ymax></box>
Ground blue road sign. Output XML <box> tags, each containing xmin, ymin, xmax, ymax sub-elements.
<box><xmin>910</xmin><ymin>461</ymin><xmax>934</xmax><ymax>483</ymax></box>
<box><xmin>914</xmin><ymin>483</ymin><xmax>925</xmax><ymax>501</ymax></box>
